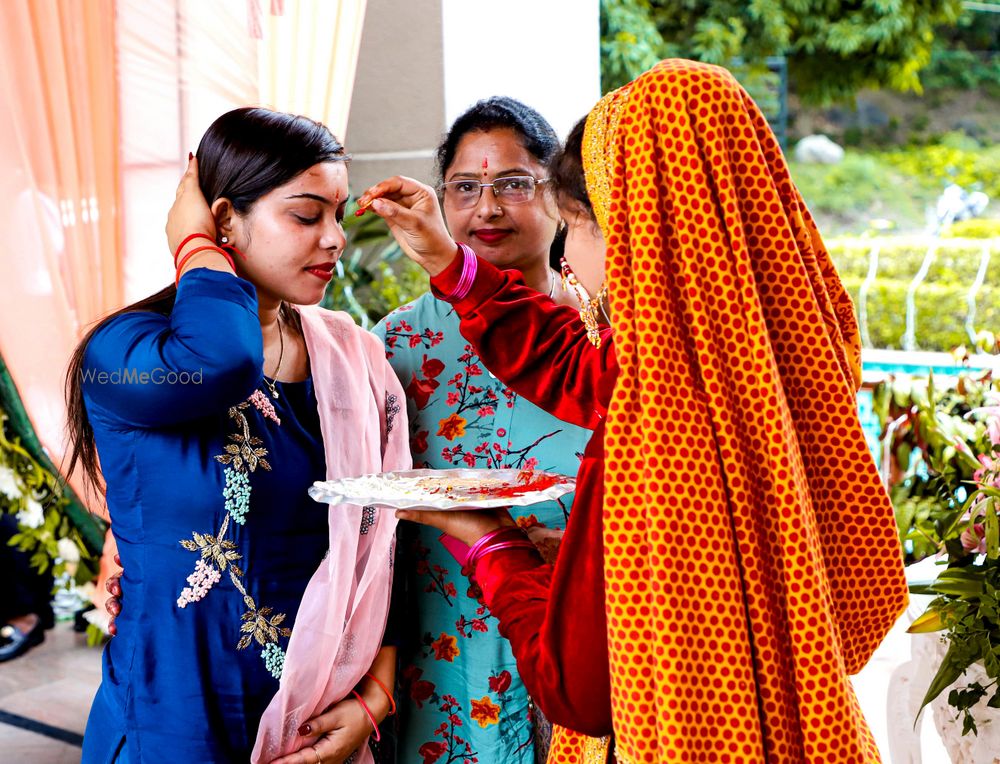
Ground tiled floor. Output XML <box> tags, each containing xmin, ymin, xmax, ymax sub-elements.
<box><xmin>0</xmin><ymin>616</ymin><xmax>953</xmax><ymax>763</ymax></box>
<box><xmin>0</xmin><ymin>622</ymin><xmax>100</xmax><ymax>763</ymax></box>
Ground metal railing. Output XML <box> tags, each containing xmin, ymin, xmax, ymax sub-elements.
<box><xmin>844</xmin><ymin>236</ymin><xmax>1000</xmax><ymax>350</ymax></box>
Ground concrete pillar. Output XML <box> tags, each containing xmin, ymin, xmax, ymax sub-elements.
<box><xmin>344</xmin><ymin>0</ymin><xmax>446</xmax><ymax>190</ymax></box>
<box><xmin>345</xmin><ymin>0</ymin><xmax>600</xmax><ymax>191</ymax></box>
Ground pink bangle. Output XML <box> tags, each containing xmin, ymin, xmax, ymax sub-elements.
<box><xmin>438</xmin><ymin>533</ymin><xmax>472</xmax><ymax>566</ymax></box>
<box><xmin>464</xmin><ymin>527</ymin><xmax>520</xmax><ymax>567</ymax></box>
<box><xmin>351</xmin><ymin>690</ymin><xmax>381</xmax><ymax>742</ymax></box>
<box><xmin>474</xmin><ymin>540</ymin><xmax>537</xmax><ymax>563</ymax></box>
<box><xmin>448</xmin><ymin>242</ymin><xmax>478</xmax><ymax>301</ymax></box>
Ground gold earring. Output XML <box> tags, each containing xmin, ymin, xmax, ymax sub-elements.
<box><xmin>581</xmin><ymin>281</ymin><xmax>608</xmax><ymax>348</ymax></box>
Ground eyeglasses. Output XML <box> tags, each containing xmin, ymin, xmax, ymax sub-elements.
<box><xmin>438</xmin><ymin>175</ymin><xmax>552</xmax><ymax>210</ymax></box>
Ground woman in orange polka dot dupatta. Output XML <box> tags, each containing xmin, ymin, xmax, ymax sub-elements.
<box><xmin>357</xmin><ymin>59</ymin><xmax>909</xmax><ymax>764</ymax></box>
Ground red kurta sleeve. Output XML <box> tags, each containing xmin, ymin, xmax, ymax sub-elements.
<box><xmin>431</xmin><ymin>252</ymin><xmax>615</xmax><ymax>736</ymax></box>
<box><xmin>430</xmin><ymin>252</ymin><xmax>614</xmax><ymax>430</ymax></box>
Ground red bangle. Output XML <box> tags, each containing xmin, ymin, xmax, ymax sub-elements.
<box><xmin>175</xmin><ymin>246</ymin><xmax>235</xmax><ymax>285</ymax></box>
<box><xmin>364</xmin><ymin>672</ymin><xmax>396</xmax><ymax>716</ymax></box>
<box><xmin>175</xmin><ymin>245</ymin><xmax>234</xmax><ymax>278</ymax></box>
<box><xmin>351</xmin><ymin>690</ymin><xmax>381</xmax><ymax>741</ymax></box>
<box><xmin>173</xmin><ymin>233</ymin><xmax>215</xmax><ymax>266</ymax></box>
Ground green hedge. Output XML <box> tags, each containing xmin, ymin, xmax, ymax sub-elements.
<box><xmin>829</xmin><ymin>239</ymin><xmax>987</xmax><ymax>283</ymax></box>
<box><xmin>828</xmin><ymin>237</ymin><xmax>1000</xmax><ymax>351</ymax></box>
<box><xmin>881</xmin><ymin>140</ymin><xmax>1000</xmax><ymax>200</ymax></box>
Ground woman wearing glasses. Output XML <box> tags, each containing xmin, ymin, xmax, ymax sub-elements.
<box><xmin>371</xmin><ymin>97</ymin><xmax>592</xmax><ymax>764</ymax></box>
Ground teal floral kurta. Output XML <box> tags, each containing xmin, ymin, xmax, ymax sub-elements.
<box><xmin>372</xmin><ymin>293</ymin><xmax>591</xmax><ymax>764</ymax></box>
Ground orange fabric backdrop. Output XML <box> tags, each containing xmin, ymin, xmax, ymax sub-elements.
<box><xmin>0</xmin><ymin>0</ymin><xmax>124</xmax><ymax>509</ymax></box>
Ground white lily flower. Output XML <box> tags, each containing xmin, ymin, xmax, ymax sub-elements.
<box><xmin>57</xmin><ymin>536</ymin><xmax>81</xmax><ymax>563</ymax></box>
<box><xmin>16</xmin><ymin>497</ymin><xmax>45</xmax><ymax>529</ymax></box>
<box><xmin>0</xmin><ymin>464</ymin><xmax>22</xmax><ymax>500</ymax></box>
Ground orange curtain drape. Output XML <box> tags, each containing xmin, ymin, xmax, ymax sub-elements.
<box><xmin>0</xmin><ymin>0</ymin><xmax>370</xmax><ymax>510</ymax></box>
<box><xmin>0</xmin><ymin>0</ymin><xmax>124</xmax><ymax>506</ymax></box>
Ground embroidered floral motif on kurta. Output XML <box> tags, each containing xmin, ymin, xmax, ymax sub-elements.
<box><xmin>176</xmin><ymin>393</ymin><xmax>292</xmax><ymax>676</ymax></box>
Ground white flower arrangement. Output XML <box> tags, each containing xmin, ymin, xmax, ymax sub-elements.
<box><xmin>16</xmin><ymin>496</ymin><xmax>45</xmax><ymax>529</ymax></box>
<box><xmin>0</xmin><ymin>409</ymin><xmax>96</xmax><ymax>587</ymax></box>
<box><xmin>0</xmin><ymin>463</ymin><xmax>21</xmax><ymax>500</ymax></box>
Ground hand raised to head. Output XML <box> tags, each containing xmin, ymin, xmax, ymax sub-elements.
<box><xmin>166</xmin><ymin>154</ymin><xmax>216</xmax><ymax>256</ymax></box>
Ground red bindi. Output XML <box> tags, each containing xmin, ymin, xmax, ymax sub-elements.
<box><xmin>482</xmin><ymin>156</ymin><xmax>488</xmax><ymax>170</ymax></box>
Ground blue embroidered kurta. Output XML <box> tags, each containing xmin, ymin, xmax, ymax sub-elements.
<box><xmin>372</xmin><ymin>293</ymin><xmax>592</xmax><ymax>764</ymax></box>
<box><xmin>81</xmin><ymin>271</ymin><xmax>329</xmax><ymax>763</ymax></box>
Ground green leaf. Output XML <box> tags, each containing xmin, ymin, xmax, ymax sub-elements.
<box><xmin>928</xmin><ymin>370</ymin><xmax>937</xmax><ymax>417</ymax></box>
<box><xmin>898</xmin><ymin>442</ymin><xmax>912</xmax><ymax>473</ymax></box>
<box><xmin>986</xmin><ymin>499</ymin><xmax>999</xmax><ymax>560</ymax></box>
<box><xmin>86</xmin><ymin>623</ymin><xmax>108</xmax><ymax>647</ymax></box>
<box><xmin>918</xmin><ymin>641</ymin><xmax>969</xmax><ymax>719</ymax></box>
<box><xmin>962</xmin><ymin>711</ymin><xmax>978</xmax><ymax>736</ymax></box>
<box><xmin>949</xmin><ymin>683</ymin><xmax>987</xmax><ymax>711</ymax></box>
<box><xmin>936</xmin><ymin>567</ymin><xmax>987</xmax><ymax>583</ymax></box>
<box><xmin>988</xmin><ymin>687</ymin><xmax>1000</xmax><ymax>709</ymax></box>
<box><xmin>895</xmin><ymin>499</ymin><xmax>918</xmax><ymax>536</ymax></box>
<box><xmin>908</xmin><ymin>608</ymin><xmax>947</xmax><ymax>633</ymax></box>
<box><xmin>936</xmin><ymin>581</ymin><xmax>982</xmax><ymax>602</ymax></box>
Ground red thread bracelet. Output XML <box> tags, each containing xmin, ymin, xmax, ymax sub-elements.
<box><xmin>173</xmin><ymin>233</ymin><xmax>215</xmax><ymax>266</ymax></box>
<box><xmin>364</xmin><ymin>672</ymin><xmax>396</xmax><ymax>716</ymax></box>
<box><xmin>351</xmin><ymin>690</ymin><xmax>381</xmax><ymax>741</ymax></box>
<box><xmin>175</xmin><ymin>246</ymin><xmax>234</xmax><ymax>285</ymax></box>
<box><xmin>220</xmin><ymin>242</ymin><xmax>248</xmax><ymax>260</ymax></box>
<box><xmin>175</xmin><ymin>245</ymin><xmax>233</xmax><ymax>275</ymax></box>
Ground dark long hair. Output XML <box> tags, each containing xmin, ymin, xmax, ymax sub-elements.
<box><xmin>435</xmin><ymin>96</ymin><xmax>559</xmax><ymax>182</ymax></box>
<box><xmin>64</xmin><ymin>107</ymin><xmax>347</xmax><ymax>496</ymax></box>
<box><xmin>549</xmin><ymin>116</ymin><xmax>592</xmax><ymax>218</ymax></box>
<box><xmin>547</xmin><ymin>116</ymin><xmax>595</xmax><ymax>268</ymax></box>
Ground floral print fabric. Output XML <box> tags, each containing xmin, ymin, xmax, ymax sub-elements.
<box><xmin>373</xmin><ymin>294</ymin><xmax>592</xmax><ymax>764</ymax></box>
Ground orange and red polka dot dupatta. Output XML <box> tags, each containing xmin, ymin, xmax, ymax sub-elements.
<box><xmin>594</xmin><ymin>60</ymin><xmax>908</xmax><ymax>763</ymax></box>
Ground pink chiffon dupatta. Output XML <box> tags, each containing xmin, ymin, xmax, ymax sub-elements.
<box><xmin>252</xmin><ymin>306</ymin><xmax>411</xmax><ymax>764</ymax></box>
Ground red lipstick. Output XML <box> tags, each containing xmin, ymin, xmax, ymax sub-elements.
<box><xmin>472</xmin><ymin>229</ymin><xmax>511</xmax><ymax>245</ymax></box>
<box><xmin>305</xmin><ymin>263</ymin><xmax>335</xmax><ymax>281</ymax></box>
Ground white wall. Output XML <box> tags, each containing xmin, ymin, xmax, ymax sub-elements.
<box><xmin>441</xmin><ymin>0</ymin><xmax>601</xmax><ymax>139</ymax></box>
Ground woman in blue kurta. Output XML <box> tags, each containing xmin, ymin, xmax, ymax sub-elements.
<box><xmin>81</xmin><ymin>271</ymin><xmax>331</xmax><ymax>761</ymax></box>
<box><xmin>67</xmin><ymin>109</ymin><xmax>404</xmax><ymax>764</ymax></box>
<box><xmin>371</xmin><ymin>98</ymin><xmax>592</xmax><ymax>764</ymax></box>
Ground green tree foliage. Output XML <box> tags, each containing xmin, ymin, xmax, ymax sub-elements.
<box><xmin>601</xmin><ymin>0</ymin><xmax>965</xmax><ymax>104</ymax></box>
<box><xmin>921</xmin><ymin>5</ymin><xmax>1000</xmax><ymax>92</ymax></box>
